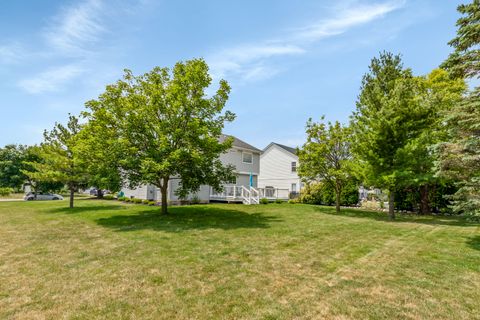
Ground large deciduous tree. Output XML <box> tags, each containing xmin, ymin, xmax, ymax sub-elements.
<box><xmin>24</xmin><ymin>115</ymin><xmax>88</xmax><ymax>208</ymax></box>
<box><xmin>298</xmin><ymin>118</ymin><xmax>352</xmax><ymax>213</ymax></box>
<box><xmin>0</xmin><ymin>144</ymin><xmax>29</xmax><ymax>190</ymax></box>
<box><xmin>350</xmin><ymin>52</ymin><xmax>429</xmax><ymax>220</ymax></box>
<box><xmin>437</xmin><ymin>0</ymin><xmax>480</xmax><ymax>217</ymax></box>
<box><xmin>396</xmin><ymin>69</ymin><xmax>466</xmax><ymax>214</ymax></box>
<box><xmin>84</xmin><ymin>58</ymin><xmax>236</xmax><ymax>214</ymax></box>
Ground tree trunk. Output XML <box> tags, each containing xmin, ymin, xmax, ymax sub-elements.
<box><xmin>160</xmin><ymin>177</ymin><xmax>169</xmax><ymax>215</ymax></box>
<box><xmin>388</xmin><ymin>189</ymin><xmax>395</xmax><ymax>220</ymax></box>
<box><xmin>96</xmin><ymin>189</ymin><xmax>104</xmax><ymax>199</ymax></box>
<box><xmin>69</xmin><ymin>188</ymin><xmax>74</xmax><ymax>208</ymax></box>
<box><xmin>419</xmin><ymin>185</ymin><xmax>430</xmax><ymax>215</ymax></box>
<box><xmin>335</xmin><ymin>182</ymin><xmax>341</xmax><ymax>214</ymax></box>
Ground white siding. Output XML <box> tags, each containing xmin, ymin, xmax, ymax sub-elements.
<box><xmin>258</xmin><ymin>145</ymin><xmax>301</xmax><ymax>191</ymax></box>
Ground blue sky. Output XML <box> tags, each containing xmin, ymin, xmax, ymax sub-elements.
<box><xmin>0</xmin><ymin>0</ymin><xmax>465</xmax><ymax>149</ymax></box>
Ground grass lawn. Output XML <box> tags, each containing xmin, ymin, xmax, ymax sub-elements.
<box><xmin>0</xmin><ymin>200</ymin><xmax>479</xmax><ymax>319</ymax></box>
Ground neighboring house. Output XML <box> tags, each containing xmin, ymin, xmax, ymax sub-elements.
<box><xmin>258</xmin><ymin>142</ymin><xmax>302</xmax><ymax>196</ymax></box>
<box><xmin>121</xmin><ymin>134</ymin><xmax>262</xmax><ymax>204</ymax></box>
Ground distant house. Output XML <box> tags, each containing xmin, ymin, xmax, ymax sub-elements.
<box><xmin>122</xmin><ymin>134</ymin><xmax>266</xmax><ymax>204</ymax></box>
<box><xmin>258</xmin><ymin>142</ymin><xmax>302</xmax><ymax>196</ymax></box>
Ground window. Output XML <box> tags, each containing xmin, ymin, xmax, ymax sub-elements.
<box><xmin>291</xmin><ymin>183</ymin><xmax>297</xmax><ymax>192</ymax></box>
<box><xmin>291</xmin><ymin>161</ymin><xmax>297</xmax><ymax>172</ymax></box>
<box><xmin>242</xmin><ymin>152</ymin><xmax>253</xmax><ymax>164</ymax></box>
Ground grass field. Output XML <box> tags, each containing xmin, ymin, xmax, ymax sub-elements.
<box><xmin>0</xmin><ymin>200</ymin><xmax>479</xmax><ymax>319</ymax></box>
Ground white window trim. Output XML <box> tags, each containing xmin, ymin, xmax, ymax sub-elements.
<box><xmin>242</xmin><ymin>151</ymin><xmax>253</xmax><ymax>164</ymax></box>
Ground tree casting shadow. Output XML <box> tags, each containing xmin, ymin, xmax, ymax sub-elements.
<box><xmin>95</xmin><ymin>205</ymin><xmax>282</xmax><ymax>232</ymax></box>
<box><xmin>313</xmin><ymin>206</ymin><xmax>479</xmax><ymax>227</ymax></box>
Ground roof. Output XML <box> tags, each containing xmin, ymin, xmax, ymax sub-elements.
<box><xmin>219</xmin><ymin>134</ymin><xmax>261</xmax><ymax>152</ymax></box>
<box><xmin>263</xmin><ymin>142</ymin><xmax>297</xmax><ymax>155</ymax></box>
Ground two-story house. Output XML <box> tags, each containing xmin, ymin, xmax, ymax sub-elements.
<box><xmin>258</xmin><ymin>142</ymin><xmax>302</xmax><ymax>196</ymax></box>
<box><xmin>121</xmin><ymin>134</ymin><xmax>261</xmax><ymax>204</ymax></box>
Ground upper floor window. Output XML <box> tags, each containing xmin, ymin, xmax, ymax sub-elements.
<box><xmin>291</xmin><ymin>161</ymin><xmax>297</xmax><ymax>172</ymax></box>
<box><xmin>242</xmin><ymin>152</ymin><xmax>253</xmax><ymax>164</ymax></box>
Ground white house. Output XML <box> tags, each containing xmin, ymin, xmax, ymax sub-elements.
<box><xmin>122</xmin><ymin>134</ymin><xmax>274</xmax><ymax>204</ymax></box>
<box><xmin>258</xmin><ymin>142</ymin><xmax>302</xmax><ymax>196</ymax></box>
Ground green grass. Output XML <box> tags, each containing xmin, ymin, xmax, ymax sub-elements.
<box><xmin>0</xmin><ymin>200</ymin><xmax>479</xmax><ymax>319</ymax></box>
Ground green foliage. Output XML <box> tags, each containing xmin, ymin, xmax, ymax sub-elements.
<box><xmin>22</xmin><ymin>116</ymin><xmax>88</xmax><ymax>208</ymax></box>
<box><xmin>275</xmin><ymin>199</ymin><xmax>283</xmax><ymax>204</ymax></box>
<box><xmin>142</xmin><ymin>199</ymin><xmax>150</xmax><ymax>204</ymax></box>
<box><xmin>133</xmin><ymin>198</ymin><xmax>143</xmax><ymax>204</ymax></box>
<box><xmin>442</xmin><ymin>1</ymin><xmax>480</xmax><ymax>79</ymax></box>
<box><xmin>301</xmin><ymin>180</ymin><xmax>359</xmax><ymax>206</ymax></box>
<box><xmin>125</xmin><ymin>198</ymin><xmax>131</xmax><ymax>203</ymax></box>
<box><xmin>288</xmin><ymin>199</ymin><xmax>296</xmax><ymax>204</ymax></box>
<box><xmin>350</xmin><ymin>52</ymin><xmax>430</xmax><ymax>219</ymax></box>
<box><xmin>0</xmin><ymin>145</ymin><xmax>29</xmax><ymax>190</ymax></box>
<box><xmin>259</xmin><ymin>198</ymin><xmax>269</xmax><ymax>204</ymax></box>
<box><xmin>103</xmin><ymin>195</ymin><xmax>115</xmax><ymax>200</ymax></box>
<box><xmin>117</xmin><ymin>196</ymin><xmax>126</xmax><ymax>201</ymax></box>
<box><xmin>298</xmin><ymin>118</ymin><xmax>352</xmax><ymax>213</ymax></box>
<box><xmin>190</xmin><ymin>196</ymin><xmax>201</xmax><ymax>205</ymax></box>
<box><xmin>148</xmin><ymin>201</ymin><xmax>156</xmax><ymax>206</ymax></box>
<box><xmin>83</xmin><ymin>58</ymin><xmax>236</xmax><ymax>214</ymax></box>
<box><xmin>0</xmin><ymin>187</ymin><xmax>13</xmax><ymax>196</ymax></box>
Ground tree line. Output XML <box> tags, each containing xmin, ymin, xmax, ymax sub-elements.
<box><xmin>0</xmin><ymin>1</ymin><xmax>478</xmax><ymax>219</ymax></box>
<box><xmin>298</xmin><ymin>1</ymin><xmax>479</xmax><ymax>219</ymax></box>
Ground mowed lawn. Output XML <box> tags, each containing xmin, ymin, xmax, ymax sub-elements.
<box><xmin>0</xmin><ymin>200</ymin><xmax>479</xmax><ymax>319</ymax></box>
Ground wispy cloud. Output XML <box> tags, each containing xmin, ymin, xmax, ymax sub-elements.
<box><xmin>0</xmin><ymin>43</ymin><xmax>25</xmax><ymax>64</ymax></box>
<box><xmin>44</xmin><ymin>0</ymin><xmax>106</xmax><ymax>56</ymax></box>
<box><xmin>18</xmin><ymin>64</ymin><xmax>85</xmax><ymax>94</ymax></box>
<box><xmin>208</xmin><ymin>0</ymin><xmax>405</xmax><ymax>83</ymax></box>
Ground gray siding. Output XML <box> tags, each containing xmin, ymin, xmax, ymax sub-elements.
<box><xmin>220</xmin><ymin>148</ymin><xmax>260</xmax><ymax>175</ymax></box>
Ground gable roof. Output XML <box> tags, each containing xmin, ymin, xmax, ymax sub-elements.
<box><xmin>219</xmin><ymin>134</ymin><xmax>261</xmax><ymax>152</ymax></box>
<box><xmin>263</xmin><ymin>142</ymin><xmax>297</xmax><ymax>155</ymax></box>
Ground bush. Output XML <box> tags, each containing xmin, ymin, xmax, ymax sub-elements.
<box><xmin>288</xmin><ymin>199</ymin><xmax>297</xmax><ymax>204</ymax></box>
<box><xmin>142</xmin><ymin>199</ymin><xmax>150</xmax><ymax>205</ymax></box>
<box><xmin>148</xmin><ymin>201</ymin><xmax>156</xmax><ymax>206</ymax></box>
<box><xmin>133</xmin><ymin>198</ymin><xmax>143</xmax><ymax>204</ymax></box>
<box><xmin>118</xmin><ymin>196</ymin><xmax>126</xmax><ymax>201</ymax></box>
<box><xmin>103</xmin><ymin>195</ymin><xmax>115</xmax><ymax>200</ymax></box>
<box><xmin>125</xmin><ymin>198</ymin><xmax>131</xmax><ymax>203</ymax></box>
<box><xmin>275</xmin><ymin>199</ymin><xmax>283</xmax><ymax>204</ymax></box>
<box><xmin>300</xmin><ymin>180</ymin><xmax>359</xmax><ymax>206</ymax></box>
<box><xmin>0</xmin><ymin>187</ymin><xmax>13</xmax><ymax>196</ymax></box>
<box><xmin>191</xmin><ymin>195</ymin><xmax>201</xmax><ymax>205</ymax></box>
<box><xmin>259</xmin><ymin>198</ymin><xmax>269</xmax><ymax>204</ymax></box>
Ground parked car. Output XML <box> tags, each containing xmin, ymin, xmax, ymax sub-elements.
<box><xmin>24</xmin><ymin>192</ymin><xmax>64</xmax><ymax>201</ymax></box>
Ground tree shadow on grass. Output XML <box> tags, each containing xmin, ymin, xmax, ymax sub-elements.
<box><xmin>95</xmin><ymin>205</ymin><xmax>282</xmax><ymax>232</ymax></box>
<box><xmin>466</xmin><ymin>235</ymin><xmax>480</xmax><ymax>251</ymax></box>
<box><xmin>312</xmin><ymin>206</ymin><xmax>479</xmax><ymax>227</ymax></box>
<box><xmin>48</xmin><ymin>204</ymin><xmax>126</xmax><ymax>214</ymax></box>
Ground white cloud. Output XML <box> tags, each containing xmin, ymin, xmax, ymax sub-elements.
<box><xmin>0</xmin><ymin>43</ymin><xmax>25</xmax><ymax>64</ymax></box>
<box><xmin>18</xmin><ymin>64</ymin><xmax>85</xmax><ymax>94</ymax></box>
<box><xmin>294</xmin><ymin>1</ymin><xmax>405</xmax><ymax>42</ymax></box>
<box><xmin>44</xmin><ymin>0</ymin><xmax>106</xmax><ymax>56</ymax></box>
<box><xmin>209</xmin><ymin>44</ymin><xmax>304</xmax><ymax>80</ymax></box>
<box><xmin>208</xmin><ymin>0</ymin><xmax>405</xmax><ymax>83</ymax></box>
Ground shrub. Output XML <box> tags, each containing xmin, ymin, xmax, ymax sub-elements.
<box><xmin>275</xmin><ymin>199</ymin><xmax>283</xmax><ymax>204</ymax></box>
<box><xmin>142</xmin><ymin>199</ymin><xmax>150</xmax><ymax>205</ymax></box>
<box><xmin>288</xmin><ymin>199</ymin><xmax>297</xmax><ymax>204</ymax></box>
<box><xmin>118</xmin><ymin>196</ymin><xmax>126</xmax><ymax>201</ymax></box>
<box><xmin>190</xmin><ymin>195</ymin><xmax>201</xmax><ymax>205</ymax></box>
<box><xmin>133</xmin><ymin>198</ymin><xmax>143</xmax><ymax>204</ymax></box>
<box><xmin>125</xmin><ymin>198</ymin><xmax>131</xmax><ymax>203</ymax></box>
<box><xmin>0</xmin><ymin>187</ymin><xmax>13</xmax><ymax>196</ymax></box>
<box><xmin>148</xmin><ymin>201</ymin><xmax>156</xmax><ymax>206</ymax></box>
<box><xmin>103</xmin><ymin>195</ymin><xmax>115</xmax><ymax>200</ymax></box>
<box><xmin>259</xmin><ymin>198</ymin><xmax>269</xmax><ymax>204</ymax></box>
